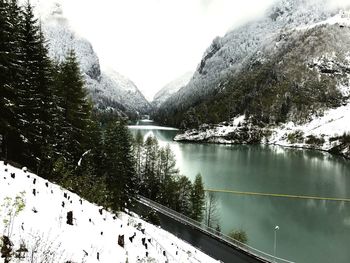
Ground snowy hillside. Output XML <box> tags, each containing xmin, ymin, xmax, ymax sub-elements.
<box><xmin>38</xmin><ymin>2</ymin><xmax>151</xmax><ymax>116</ymax></box>
<box><xmin>158</xmin><ymin>0</ymin><xmax>350</xmax><ymax>158</ymax></box>
<box><xmin>152</xmin><ymin>72</ymin><xmax>193</xmax><ymax>108</ymax></box>
<box><xmin>175</xmin><ymin>88</ymin><xmax>350</xmax><ymax>159</ymax></box>
<box><xmin>162</xmin><ymin>0</ymin><xmax>338</xmax><ymax>110</ymax></box>
<box><xmin>0</xmin><ymin>161</ymin><xmax>218</xmax><ymax>263</ymax></box>
<box><xmin>99</xmin><ymin>69</ymin><xmax>151</xmax><ymax>113</ymax></box>
<box><xmin>43</xmin><ymin>6</ymin><xmax>100</xmax><ymax>80</ymax></box>
<box><xmin>156</xmin><ymin>0</ymin><xmax>350</xmax><ymax>125</ymax></box>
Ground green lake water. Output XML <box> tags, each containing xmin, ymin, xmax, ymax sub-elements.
<box><xmin>129</xmin><ymin>121</ymin><xmax>350</xmax><ymax>263</ymax></box>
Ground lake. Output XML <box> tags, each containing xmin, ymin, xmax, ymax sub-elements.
<box><xmin>129</xmin><ymin>120</ymin><xmax>350</xmax><ymax>263</ymax></box>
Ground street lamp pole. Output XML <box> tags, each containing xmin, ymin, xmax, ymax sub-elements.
<box><xmin>274</xmin><ymin>225</ymin><xmax>279</xmax><ymax>262</ymax></box>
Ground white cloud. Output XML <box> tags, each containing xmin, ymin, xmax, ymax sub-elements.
<box><xmin>35</xmin><ymin>0</ymin><xmax>277</xmax><ymax>100</ymax></box>
<box><xmin>327</xmin><ymin>0</ymin><xmax>350</xmax><ymax>9</ymax></box>
<box><xmin>29</xmin><ymin>0</ymin><xmax>350</xmax><ymax>100</ymax></box>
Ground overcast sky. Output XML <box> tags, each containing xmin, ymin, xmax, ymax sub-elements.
<box><xmin>33</xmin><ymin>0</ymin><xmax>350</xmax><ymax>100</ymax></box>
<box><xmin>40</xmin><ymin>0</ymin><xmax>280</xmax><ymax>100</ymax></box>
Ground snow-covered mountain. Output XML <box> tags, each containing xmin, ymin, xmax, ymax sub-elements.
<box><xmin>156</xmin><ymin>0</ymin><xmax>350</xmax><ymax>158</ymax></box>
<box><xmin>158</xmin><ymin>0</ymin><xmax>342</xmax><ymax>115</ymax></box>
<box><xmin>0</xmin><ymin>161</ymin><xmax>218</xmax><ymax>263</ymax></box>
<box><xmin>39</xmin><ymin>2</ymin><xmax>151</xmax><ymax>117</ymax></box>
<box><xmin>152</xmin><ymin>72</ymin><xmax>193</xmax><ymax>108</ymax></box>
<box><xmin>99</xmin><ymin>69</ymin><xmax>151</xmax><ymax>113</ymax></box>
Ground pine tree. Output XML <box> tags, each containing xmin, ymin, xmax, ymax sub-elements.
<box><xmin>16</xmin><ymin>0</ymin><xmax>43</xmax><ymax>166</ymax></box>
<box><xmin>34</xmin><ymin>26</ymin><xmax>60</xmax><ymax>175</ymax></box>
<box><xmin>191</xmin><ymin>173</ymin><xmax>205</xmax><ymax>222</ymax></box>
<box><xmin>133</xmin><ymin>130</ymin><xmax>143</xmax><ymax>178</ymax></box>
<box><xmin>56</xmin><ymin>49</ymin><xmax>90</xmax><ymax>164</ymax></box>
<box><xmin>0</xmin><ymin>0</ymin><xmax>22</xmax><ymax>160</ymax></box>
<box><xmin>158</xmin><ymin>144</ymin><xmax>178</xmax><ymax>183</ymax></box>
<box><xmin>204</xmin><ymin>191</ymin><xmax>220</xmax><ymax>228</ymax></box>
<box><xmin>0</xmin><ymin>0</ymin><xmax>12</xmax><ymax>157</ymax></box>
<box><xmin>174</xmin><ymin>176</ymin><xmax>192</xmax><ymax>215</ymax></box>
<box><xmin>103</xmin><ymin>120</ymin><xmax>137</xmax><ymax>211</ymax></box>
<box><xmin>158</xmin><ymin>144</ymin><xmax>179</xmax><ymax>205</ymax></box>
<box><xmin>116</xmin><ymin>120</ymin><xmax>137</xmax><ymax>210</ymax></box>
<box><xmin>142</xmin><ymin>136</ymin><xmax>161</xmax><ymax>199</ymax></box>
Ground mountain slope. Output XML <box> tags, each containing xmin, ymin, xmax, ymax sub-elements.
<box><xmin>41</xmin><ymin>2</ymin><xmax>151</xmax><ymax>117</ymax></box>
<box><xmin>152</xmin><ymin>72</ymin><xmax>193</xmax><ymax>109</ymax></box>
<box><xmin>155</xmin><ymin>0</ymin><xmax>346</xmax><ymax>126</ymax></box>
<box><xmin>0</xmin><ymin>161</ymin><xmax>218</xmax><ymax>263</ymax></box>
<box><xmin>155</xmin><ymin>0</ymin><xmax>350</xmax><ymax>158</ymax></box>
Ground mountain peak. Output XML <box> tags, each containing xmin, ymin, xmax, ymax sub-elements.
<box><xmin>29</xmin><ymin>0</ymin><xmax>151</xmax><ymax>116</ymax></box>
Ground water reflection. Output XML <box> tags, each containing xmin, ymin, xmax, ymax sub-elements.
<box><xmin>129</xmin><ymin>125</ymin><xmax>350</xmax><ymax>263</ymax></box>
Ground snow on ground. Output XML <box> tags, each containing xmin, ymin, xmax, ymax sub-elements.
<box><xmin>269</xmin><ymin>102</ymin><xmax>350</xmax><ymax>150</ymax></box>
<box><xmin>0</xmin><ymin>162</ymin><xmax>218</xmax><ymax>263</ymax></box>
<box><xmin>128</xmin><ymin>125</ymin><xmax>178</xmax><ymax>131</ymax></box>
<box><xmin>175</xmin><ymin>99</ymin><xmax>350</xmax><ymax>156</ymax></box>
<box><xmin>174</xmin><ymin>115</ymin><xmax>245</xmax><ymax>143</ymax></box>
<box><xmin>297</xmin><ymin>10</ymin><xmax>350</xmax><ymax>31</ymax></box>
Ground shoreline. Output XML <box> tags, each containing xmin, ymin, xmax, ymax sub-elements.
<box><xmin>173</xmin><ymin>136</ymin><xmax>350</xmax><ymax>160</ymax></box>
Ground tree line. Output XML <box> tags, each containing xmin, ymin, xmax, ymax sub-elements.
<box><xmin>0</xmin><ymin>0</ymin><xmax>250</xmax><ymax>246</ymax></box>
<box><xmin>0</xmin><ymin>0</ymin><xmax>207</xmax><ymax>220</ymax></box>
<box><xmin>133</xmin><ymin>132</ymin><xmax>205</xmax><ymax>221</ymax></box>
<box><xmin>0</xmin><ymin>0</ymin><xmax>137</xmax><ymax>213</ymax></box>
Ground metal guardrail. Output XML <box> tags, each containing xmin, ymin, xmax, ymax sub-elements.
<box><xmin>137</xmin><ymin>195</ymin><xmax>295</xmax><ymax>263</ymax></box>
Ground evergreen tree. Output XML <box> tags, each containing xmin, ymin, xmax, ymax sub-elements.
<box><xmin>17</xmin><ymin>0</ymin><xmax>43</xmax><ymax>166</ymax></box>
<box><xmin>56</xmin><ymin>49</ymin><xmax>90</xmax><ymax>164</ymax></box>
<box><xmin>0</xmin><ymin>0</ymin><xmax>22</xmax><ymax>160</ymax></box>
<box><xmin>174</xmin><ymin>176</ymin><xmax>192</xmax><ymax>215</ymax></box>
<box><xmin>34</xmin><ymin>27</ymin><xmax>60</xmax><ymax>175</ymax></box>
<box><xmin>133</xmin><ymin>130</ymin><xmax>143</xmax><ymax>178</ymax></box>
<box><xmin>158</xmin><ymin>144</ymin><xmax>179</xmax><ymax>205</ymax></box>
<box><xmin>158</xmin><ymin>144</ymin><xmax>178</xmax><ymax>183</ymax></box>
<box><xmin>103</xmin><ymin>120</ymin><xmax>137</xmax><ymax>211</ymax></box>
<box><xmin>0</xmin><ymin>0</ymin><xmax>12</xmax><ymax>157</ymax></box>
<box><xmin>141</xmin><ymin>136</ymin><xmax>160</xmax><ymax>199</ymax></box>
<box><xmin>116</xmin><ymin>120</ymin><xmax>137</xmax><ymax>209</ymax></box>
<box><xmin>191</xmin><ymin>173</ymin><xmax>205</xmax><ymax>221</ymax></box>
<box><xmin>204</xmin><ymin>191</ymin><xmax>220</xmax><ymax>228</ymax></box>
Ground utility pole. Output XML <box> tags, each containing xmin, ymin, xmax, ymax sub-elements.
<box><xmin>274</xmin><ymin>225</ymin><xmax>279</xmax><ymax>262</ymax></box>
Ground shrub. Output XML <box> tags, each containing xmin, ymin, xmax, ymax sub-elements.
<box><xmin>287</xmin><ymin>130</ymin><xmax>304</xmax><ymax>144</ymax></box>
<box><xmin>228</xmin><ymin>229</ymin><xmax>248</xmax><ymax>244</ymax></box>
<box><xmin>305</xmin><ymin>135</ymin><xmax>325</xmax><ymax>146</ymax></box>
<box><xmin>145</xmin><ymin>210</ymin><xmax>161</xmax><ymax>226</ymax></box>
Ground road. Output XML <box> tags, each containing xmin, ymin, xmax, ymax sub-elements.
<box><xmin>134</xmin><ymin>197</ymin><xmax>276</xmax><ymax>263</ymax></box>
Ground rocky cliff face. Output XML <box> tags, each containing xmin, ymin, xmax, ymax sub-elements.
<box><xmin>40</xmin><ymin>2</ymin><xmax>151</xmax><ymax>117</ymax></box>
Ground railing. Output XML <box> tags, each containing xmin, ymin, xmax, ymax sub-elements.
<box><xmin>137</xmin><ymin>195</ymin><xmax>295</xmax><ymax>263</ymax></box>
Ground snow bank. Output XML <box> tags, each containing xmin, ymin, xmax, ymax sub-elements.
<box><xmin>0</xmin><ymin>162</ymin><xmax>218</xmax><ymax>263</ymax></box>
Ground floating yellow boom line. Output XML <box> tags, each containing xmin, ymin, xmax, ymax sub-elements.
<box><xmin>204</xmin><ymin>189</ymin><xmax>350</xmax><ymax>202</ymax></box>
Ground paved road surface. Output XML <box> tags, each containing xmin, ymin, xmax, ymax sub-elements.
<box><xmin>134</xmin><ymin>201</ymin><xmax>268</xmax><ymax>263</ymax></box>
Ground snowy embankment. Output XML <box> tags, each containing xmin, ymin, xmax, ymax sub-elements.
<box><xmin>0</xmin><ymin>161</ymin><xmax>218</xmax><ymax>263</ymax></box>
<box><xmin>175</xmin><ymin>101</ymin><xmax>350</xmax><ymax>159</ymax></box>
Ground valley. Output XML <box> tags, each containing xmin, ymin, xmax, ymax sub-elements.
<box><xmin>130</xmin><ymin>121</ymin><xmax>350</xmax><ymax>263</ymax></box>
<box><xmin>1</xmin><ymin>0</ymin><xmax>350</xmax><ymax>262</ymax></box>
